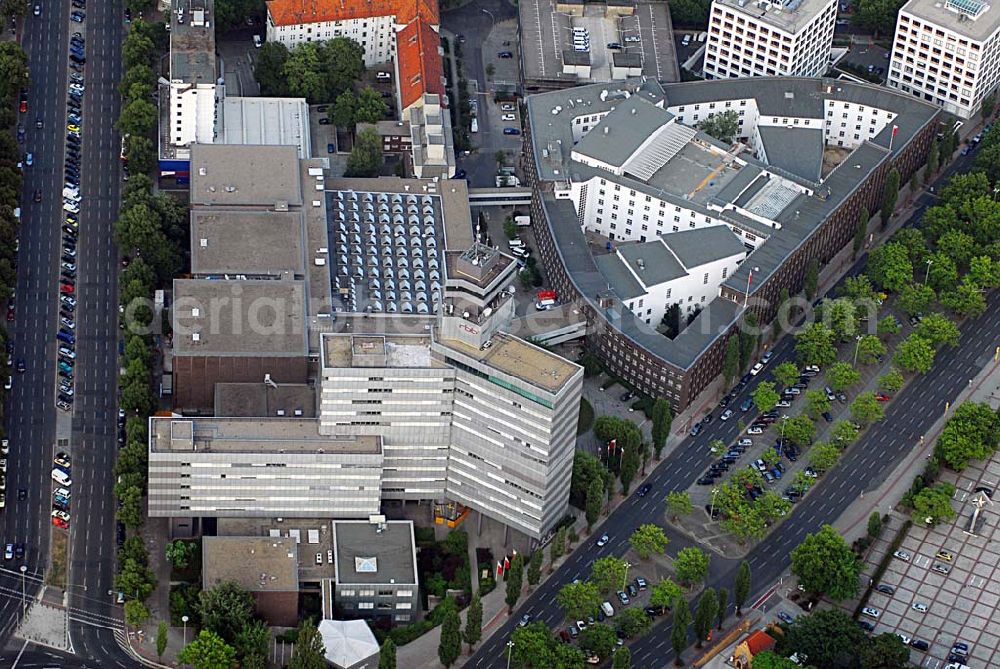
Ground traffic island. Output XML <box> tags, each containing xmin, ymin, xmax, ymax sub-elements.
<box><xmin>47</xmin><ymin>530</ymin><xmax>68</xmax><ymax>590</ymax></box>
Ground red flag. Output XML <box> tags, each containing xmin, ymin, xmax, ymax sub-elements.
<box><xmin>892</xmin><ymin>125</ymin><xmax>899</xmax><ymax>137</ymax></box>
<box><xmin>609</xmin><ymin>438</ymin><xmax>617</xmax><ymax>452</ymax></box>
<box><xmin>497</xmin><ymin>561</ymin><xmax>503</xmax><ymax>579</ymax></box>
<box><xmin>504</xmin><ymin>556</ymin><xmax>511</xmax><ymax>571</ymax></box>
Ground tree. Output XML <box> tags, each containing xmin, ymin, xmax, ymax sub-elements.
<box><xmin>716</xmin><ymin>587</ymin><xmax>728</xmax><ymax>629</ymax></box>
<box><xmin>354</xmin><ymin>86</ymin><xmax>389</xmax><ymax>124</ymax></box>
<box><xmin>751</xmin><ymin>381</ymin><xmax>780</xmax><ymax>413</ymax></box>
<box><xmin>179</xmin><ymin>630</ymin><xmax>236</xmax><ymax>669</ymax></box>
<box><xmin>722</xmin><ymin>335</ymin><xmax>741</xmax><ymax>383</ymax></box>
<box><xmin>926</xmin><ymin>251</ymin><xmax>959</xmax><ymax>292</ymax></box>
<box><xmin>124</xmin><ymin>599</ymin><xmax>150</xmax><ymax>627</ymax></box>
<box><xmin>694</xmin><ymin>588</ymin><xmax>718</xmax><ymax>648</ymax></box>
<box><xmin>616</xmin><ymin>607</ymin><xmax>652</xmax><ymax>639</ymax></box>
<box><xmin>879</xmin><ymin>367</ymin><xmax>905</xmax><ymax>394</ymax></box>
<box><xmin>463</xmin><ymin>594</ymin><xmax>482</xmax><ymax>652</ymax></box>
<box><xmin>877</xmin><ymin>315</ymin><xmax>901</xmax><ymax>338</ymax></box>
<box><xmin>116</xmin><ymin>485</ymin><xmax>145</xmax><ymax>528</ymax></box>
<box><xmin>868</xmin><ymin>243</ymin><xmax>913</xmax><ymax>292</ymax></box>
<box><xmin>826</xmin><ymin>362</ymin><xmax>861</xmax><ymax>393</ymax></box>
<box><xmin>527</xmin><ymin>550</ymin><xmax>543</xmax><ymax>587</ymax></box>
<box><xmin>505</xmin><ymin>554</ymin><xmax>524</xmax><ymax>613</ymax></box>
<box><xmin>861</xmin><ymin>633</ymin><xmax>912</xmax><ymax>669</ymax></box>
<box><xmin>579</xmin><ymin>623</ymin><xmax>617</xmax><ymax>658</ymax></box>
<box><xmin>549</xmin><ymin>526</ymin><xmax>566</xmax><ymax>569</ymax></box>
<box><xmin>894</xmin><ymin>333</ymin><xmax>936</xmax><ymax>373</ymax></box>
<box><xmin>853</xmin><ymin>207</ymin><xmax>869</xmax><ymax>258</ymax></box>
<box><xmin>824</xmin><ymin>297</ymin><xmax>859</xmax><ymax>341</ymax></box>
<box><xmin>915</xmin><ymin>312</ymin><xmax>960</xmax><ymax>349</ymax></box>
<box><xmin>969</xmin><ymin>255</ymin><xmax>1000</xmax><ymax>288</ymax></box>
<box><xmin>804</xmin><ymin>389</ymin><xmax>831</xmax><ymax>419</ymax></box>
<box><xmin>612</xmin><ymin>647</ymin><xmax>632</xmax><ymax>669</ymax></box>
<box><xmin>155</xmin><ymin>620</ymin><xmax>168</xmax><ymax>659</ymax></box>
<box><xmin>880</xmin><ymin>167</ymin><xmax>901</xmax><ymax>227</ymax></box>
<box><xmin>790</xmin><ymin>524</ymin><xmax>861</xmax><ymax>600</ymax></box>
<box><xmin>935</xmin><ymin>401</ymin><xmax>1000</xmax><ymax>470</ymax></box>
<box><xmin>255</xmin><ymin>42</ymin><xmax>291</xmax><ymax>96</ymax></box>
<box><xmin>911</xmin><ymin>482</ymin><xmax>957</xmax><ymax>525</ymax></box>
<box><xmin>867</xmin><ymin>511</ymin><xmax>883</xmax><ymax>539</ymax></box>
<box><xmin>772</xmin><ymin>362</ymin><xmax>800</xmax><ymax>391</ymax></box>
<box><xmin>197</xmin><ymin>580</ymin><xmax>255</xmax><ymax>645</ymax></box>
<box><xmin>379</xmin><ymin>638</ymin><xmax>397</xmax><ymax>669</ymax></box>
<box><xmin>585</xmin><ymin>478</ymin><xmax>602</xmax><ymax>532</ymax></box>
<box><xmin>438</xmin><ymin>606</ymin><xmax>462</xmax><ymax>668</ymax></box>
<box><xmin>651</xmin><ymin>398</ymin><xmax>673</xmax><ymax>458</ymax></box>
<box><xmin>510</xmin><ymin>622</ymin><xmax>585</xmax><ymax>669</ymax></box>
<box><xmin>698</xmin><ymin>110</ymin><xmax>740</xmax><ymax>144</ymax></box>
<box><xmin>670</xmin><ymin>597</ymin><xmax>691</xmax><ymax>666</ymax></box>
<box><xmin>345</xmin><ymin>127</ymin><xmax>383</xmax><ymax>177</ymax></box>
<box><xmin>125</xmin><ymin>135</ymin><xmax>156</xmax><ymax>175</ymax></box>
<box><xmin>795</xmin><ymin>322</ymin><xmax>838</xmax><ymax>367</ymax></box>
<box><xmin>165</xmin><ymin>540</ymin><xmax>196</xmax><ymax>569</ymax></box>
<box><xmin>938</xmin><ymin>229</ymin><xmax>976</xmax><ymax>269</ymax></box>
<box><xmin>734</xmin><ymin>561</ymin><xmax>751</xmax><ymax>616</ymax></box>
<box><xmin>118</xmin><ymin>97</ymin><xmax>158</xmax><ymax>138</ymax></box>
<box><xmin>235</xmin><ymin>620</ymin><xmax>269</xmax><ymax>669</ymax></box>
<box><xmin>752</xmin><ymin>651</ymin><xmax>801</xmax><ymax>669</ymax></box>
<box><xmin>926</xmin><ymin>140</ymin><xmax>940</xmax><ymax>181</ymax></box>
<box><xmin>290</xmin><ymin>619</ymin><xmax>327</xmax><ymax>669</ymax></box>
<box><xmin>940</xmin><ymin>277</ymin><xmax>987</xmax><ymax>318</ymax></box>
<box><xmin>123</xmin><ymin>32</ymin><xmax>156</xmax><ymax>70</ymax></box>
<box><xmin>674</xmin><ymin>547</ymin><xmax>710</xmax><ymax>587</ymax></box>
<box><xmin>666</xmin><ymin>491</ymin><xmax>693</xmax><ymax>520</ymax></box>
<box><xmin>330</xmin><ymin>89</ymin><xmax>357</xmax><ymax>128</ymax></box>
<box><xmin>629</xmin><ymin>524</ymin><xmax>669</xmax><ymax>560</ymax></box>
<box><xmin>808</xmin><ymin>442</ymin><xmax>840</xmax><ymax>473</ymax></box>
<box><xmin>850</xmin><ymin>391</ymin><xmax>886</xmax><ymax>426</ymax></box>
<box><xmin>556</xmin><ymin>580</ymin><xmax>602</xmax><ymax>620</ymax></box>
<box><xmin>856</xmin><ymin>335</ymin><xmax>886</xmax><ymax>366</ymax></box>
<box><xmin>804</xmin><ymin>259</ymin><xmax>819</xmax><ymax>300</ymax></box>
<box><xmin>571</xmin><ymin>451</ymin><xmax>608</xmax><ymax>509</ymax></box>
<box><xmin>591</xmin><ymin>556</ymin><xmax>629</xmax><ymax>594</ymax></box>
<box><xmin>740</xmin><ymin>310</ymin><xmax>759</xmax><ymax>371</ymax></box>
<box><xmin>781</xmin><ymin>415</ymin><xmax>816</xmax><ymax>447</ymax></box>
<box><xmin>786</xmin><ymin>609</ymin><xmax>867</xmax><ymax>668</ymax></box>
<box><xmin>649</xmin><ymin>578</ymin><xmax>683</xmax><ymax>609</ymax></box>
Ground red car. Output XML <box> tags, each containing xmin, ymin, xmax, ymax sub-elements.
<box><xmin>5</xmin><ymin>306</ymin><xmax>13</xmax><ymax>322</ymax></box>
<box><xmin>19</xmin><ymin>100</ymin><xmax>27</xmax><ymax>114</ymax></box>
<box><xmin>875</xmin><ymin>393</ymin><xmax>891</xmax><ymax>402</ymax></box>
<box><xmin>60</xmin><ymin>284</ymin><xmax>74</xmax><ymax>294</ymax></box>
<box><xmin>52</xmin><ymin>517</ymin><xmax>69</xmax><ymax>529</ymax></box>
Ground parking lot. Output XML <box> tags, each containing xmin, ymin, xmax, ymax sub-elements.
<box><xmin>518</xmin><ymin>0</ymin><xmax>678</xmax><ymax>86</ymax></box>
<box><xmin>857</xmin><ymin>451</ymin><xmax>1000</xmax><ymax>668</ymax></box>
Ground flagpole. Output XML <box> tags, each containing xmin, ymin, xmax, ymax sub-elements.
<box><xmin>889</xmin><ymin>124</ymin><xmax>898</xmax><ymax>152</ymax></box>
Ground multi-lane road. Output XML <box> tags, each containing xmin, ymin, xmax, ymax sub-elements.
<box><xmin>1</xmin><ymin>0</ymin><xmax>127</xmax><ymax>665</ymax></box>
<box><xmin>470</xmin><ymin>152</ymin><xmax>995</xmax><ymax>667</ymax></box>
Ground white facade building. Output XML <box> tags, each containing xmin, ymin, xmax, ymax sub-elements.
<box><xmin>266</xmin><ymin>13</ymin><xmax>397</xmax><ymax>66</ymax></box>
<box><xmin>886</xmin><ymin>0</ymin><xmax>1000</xmax><ymax>118</ymax></box>
<box><xmin>703</xmin><ymin>0</ymin><xmax>837</xmax><ymax>79</ymax></box>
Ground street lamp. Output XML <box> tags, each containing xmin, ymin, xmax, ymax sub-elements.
<box><xmin>924</xmin><ymin>258</ymin><xmax>933</xmax><ymax>284</ymax></box>
<box><xmin>622</xmin><ymin>562</ymin><xmax>633</xmax><ymax>591</ymax></box>
<box><xmin>19</xmin><ymin>565</ymin><xmax>27</xmax><ymax>619</ymax></box>
<box><xmin>506</xmin><ymin>640</ymin><xmax>515</xmax><ymax>669</ymax></box>
<box><xmin>853</xmin><ymin>334</ymin><xmax>863</xmax><ymax>367</ymax></box>
<box><xmin>710</xmin><ymin>488</ymin><xmax>719</xmax><ymax>519</ymax></box>
<box><xmin>482</xmin><ymin>8</ymin><xmax>496</xmax><ymax>33</ymax></box>
<box><xmin>182</xmin><ymin>615</ymin><xmax>189</xmax><ymax>647</ymax></box>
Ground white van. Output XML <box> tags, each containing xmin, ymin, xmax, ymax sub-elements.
<box><xmin>52</xmin><ymin>468</ymin><xmax>72</xmax><ymax>486</ymax></box>
<box><xmin>535</xmin><ymin>298</ymin><xmax>556</xmax><ymax>310</ymax></box>
<box><xmin>508</xmin><ymin>238</ymin><xmax>525</xmax><ymax>249</ymax></box>
<box><xmin>601</xmin><ymin>601</ymin><xmax>615</xmax><ymax>617</ymax></box>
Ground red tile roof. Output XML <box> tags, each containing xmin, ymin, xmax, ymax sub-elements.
<box><xmin>396</xmin><ymin>18</ymin><xmax>444</xmax><ymax>111</ymax></box>
<box><xmin>267</xmin><ymin>0</ymin><xmax>438</xmax><ymax>27</ymax></box>
<box><xmin>745</xmin><ymin>630</ymin><xmax>776</xmax><ymax>656</ymax></box>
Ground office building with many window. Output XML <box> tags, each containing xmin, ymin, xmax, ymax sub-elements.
<box><xmin>886</xmin><ymin>0</ymin><xmax>1000</xmax><ymax>118</ymax></box>
<box><xmin>704</xmin><ymin>0</ymin><xmax>838</xmax><ymax>79</ymax></box>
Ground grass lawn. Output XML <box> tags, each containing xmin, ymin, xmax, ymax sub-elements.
<box><xmin>48</xmin><ymin>530</ymin><xmax>68</xmax><ymax>589</ymax></box>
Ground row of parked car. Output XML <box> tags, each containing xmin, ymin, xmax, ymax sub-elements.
<box><xmin>57</xmin><ymin>26</ymin><xmax>88</xmax><ymax>412</ymax></box>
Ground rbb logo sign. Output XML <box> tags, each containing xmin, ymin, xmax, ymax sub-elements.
<box><xmin>460</xmin><ymin>324</ymin><xmax>479</xmax><ymax>335</ymax></box>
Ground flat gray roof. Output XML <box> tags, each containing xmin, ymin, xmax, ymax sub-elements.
<box><xmin>757</xmin><ymin>126</ymin><xmax>824</xmax><ymax>182</ymax></box>
<box><xmin>574</xmin><ymin>95</ymin><xmax>674</xmax><ymax>168</ymax></box>
<box><xmin>190</xmin><ymin>210</ymin><xmax>305</xmax><ymax>277</ymax></box>
<box><xmin>663</xmin><ymin>225</ymin><xmax>748</xmax><ymax>269</ymax></box>
<box><xmin>172</xmin><ymin>279</ymin><xmax>308</xmax><ymax>356</ymax></box>
<box><xmin>594</xmin><ymin>254</ymin><xmax>647</xmax><ymax>300</ymax></box>
<box><xmin>169</xmin><ymin>0</ymin><xmax>216</xmax><ymax>84</ymax></box>
<box><xmin>900</xmin><ymin>0</ymin><xmax>1000</xmax><ymax>41</ymax></box>
<box><xmin>214</xmin><ymin>383</ymin><xmax>316</xmax><ymax>418</ymax></box>
<box><xmin>617</xmin><ymin>240</ymin><xmax>686</xmax><ymax>286</ymax></box>
<box><xmin>221</xmin><ymin>97</ymin><xmax>311</xmax><ymax>159</ymax></box>
<box><xmin>322</xmin><ymin>333</ymin><xmax>438</xmax><ymax>369</ymax></box>
<box><xmin>333</xmin><ymin>521</ymin><xmax>417</xmax><ymax>586</ymax></box>
<box><xmin>202</xmin><ymin>536</ymin><xmax>299</xmax><ymax>592</ymax></box>
<box><xmin>150</xmin><ymin>416</ymin><xmax>381</xmax><ymax>454</ymax></box>
<box><xmin>189</xmin><ymin>144</ymin><xmax>303</xmax><ymax>207</ymax></box>
<box><xmin>713</xmin><ymin>0</ymin><xmax>836</xmax><ymax>35</ymax></box>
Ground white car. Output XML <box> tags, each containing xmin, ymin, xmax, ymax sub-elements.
<box><xmin>720</xmin><ymin>409</ymin><xmax>733</xmax><ymax>421</ymax></box>
<box><xmin>776</xmin><ymin>400</ymin><xmax>792</xmax><ymax>408</ymax></box>
<box><xmin>738</xmin><ymin>438</ymin><xmax>753</xmax><ymax>447</ymax></box>
<box><xmin>896</xmin><ymin>633</ymin><xmax>911</xmax><ymax>645</ymax></box>
<box><xmin>55</xmin><ymin>487</ymin><xmax>71</xmax><ymax>500</ymax></box>
<box><xmin>893</xmin><ymin>550</ymin><xmax>911</xmax><ymax>562</ymax></box>
<box><xmin>501</xmin><ymin>113</ymin><xmax>516</xmax><ymax>121</ymax></box>
<box><xmin>596</xmin><ymin>534</ymin><xmax>609</xmax><ymax>547</ymax></box>
<box><xmin>861</xmin><ymin>606</ymin><xmax>880</xmax><ymax>618</ymax></box>
<box><xmin>3</xmin><ymin>543</ymin><xmax>12</xmax><ymax>559</ymax></box>
<box><xmin>252</xmin><ymin>34</ymin><xmax>262</xmax><ymax>48</ymax></box>
<box><xmin>58</xmin><ymin>347</ymin><xmax>76</xmax><ymax>359</ymax></box>
<box><xmin>912</xmin><ymin>602</ymin><xmax>928</xmax><ymax>612</ymax></box>
<box><xmin>51</xmin><ymin>509</ymin><xmax>71</xmax><ymax>522</ymax></box>
<box><xmin>750</xmin><ymin>362</ymin><xmax>765</xmax><ymax>376</ymax></box>
<box><xmin>747</xmin><ymin>426</ymin><xmax>764</xmax><ymax>435</ymax></box>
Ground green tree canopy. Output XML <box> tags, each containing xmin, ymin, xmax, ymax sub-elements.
<box><xmin>894</xmin><ymin>333</ymin><xmax>936</xmax><ymax>373</ymax></box>
<box><xmin>850</xmin><ymin>391</ymin><xmax>886</xmax><ymax>426</ymax></box>
<box><xmin>911</xmin><ymin>482</ymin><xmax>957</xmax><ymax>525</ymax></box>
<box><xmin>752</xmin><ymin>381</ymin><xmax>780</xmax><ymax>413</ymax></box>
<box><xmin>934</xmin><ymin>401</ymin><xmax>1000</xmax><ymax>470</ymax></box>
<box><xmin>868</xmin><ymin>242</ymin><xmax>913</xmax><ymax>292</ymax></box>
<box><xmin>786</xmin><ymin>609</ymin><xmax>867</xmax><ymax>668</ymax></box>
<box><xmin>795</xmin><ymin>322</ymin><xmax>838</xmax><ymax>367</ymax></box>
<box><xmin>197</xmin><ymin>580</ymin><xmax>255</xmax><ymax>645</ymax></box>
<box><xmin>673</xmin><ymin>547</ymin><xmax>710</xmax><ymax>587</ymax></box>
<box><xmin>826</xmin><ymin>362</ymin><xmax>861</xmax><ymax>393</ymax></box>
<box><xmin>591</xmin><ymin>556</ymin><xmax>629</xmax><ymax>594</ymax></box>
<box><xmin>345</xmin><ymin>127</ymin><xmax>384</xmax><ymax>177</ymax></box>
<box><xmin>290</xmin><ymin>619</ymin><xmax>328</xmax><ymax>669</ymax></box>
<box><xmin>629</xmin><ymin>524</ymin><xmax>669</xmax><ymax>560</ymax></box>
<box><xmin>579</xmin><ymin>623</ymin><xmax>617</xmax><ymax>659</ymax></box>
<box><xmin>698</xmin><ymin>110</ymin><xmax>740</xmax><ymax>144</ymax></box>
<box><xmin>772</xmin><ymin>362</ymin><xmax>801</xmax><ymax>390</ymax></box>
<box><xmin>649</xmin><ymin>578</ymin><xmax>683</xmax><ymax>609</ymax></box>
<box><xmin>790</xmin><ymin>525</ymin><xmax>861</xmax><ymax>600</ymax></box>
<box><xmin>556</xmin><ymin>581</ymin><xmax>602</xmax><ymax>620</ymax></box>
<box><xmin>665</xmin><ymin>491</ymin><xmax>693</xmax><ymax>520</ymax></box>
<box><xmin>179</xmin><ymin>630</ymin><xmax>236</xmax><ymax>669</ymax></box>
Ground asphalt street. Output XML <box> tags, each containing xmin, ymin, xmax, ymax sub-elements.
<box><xmin>470</xmin><ymin>151</ymin><xmax>991</xmax><ymax>668</ymax></box>
<box><xmin>0</xmin><ymin>0</ymin><xmax>127</xmax><ymax>664</ymax></box>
